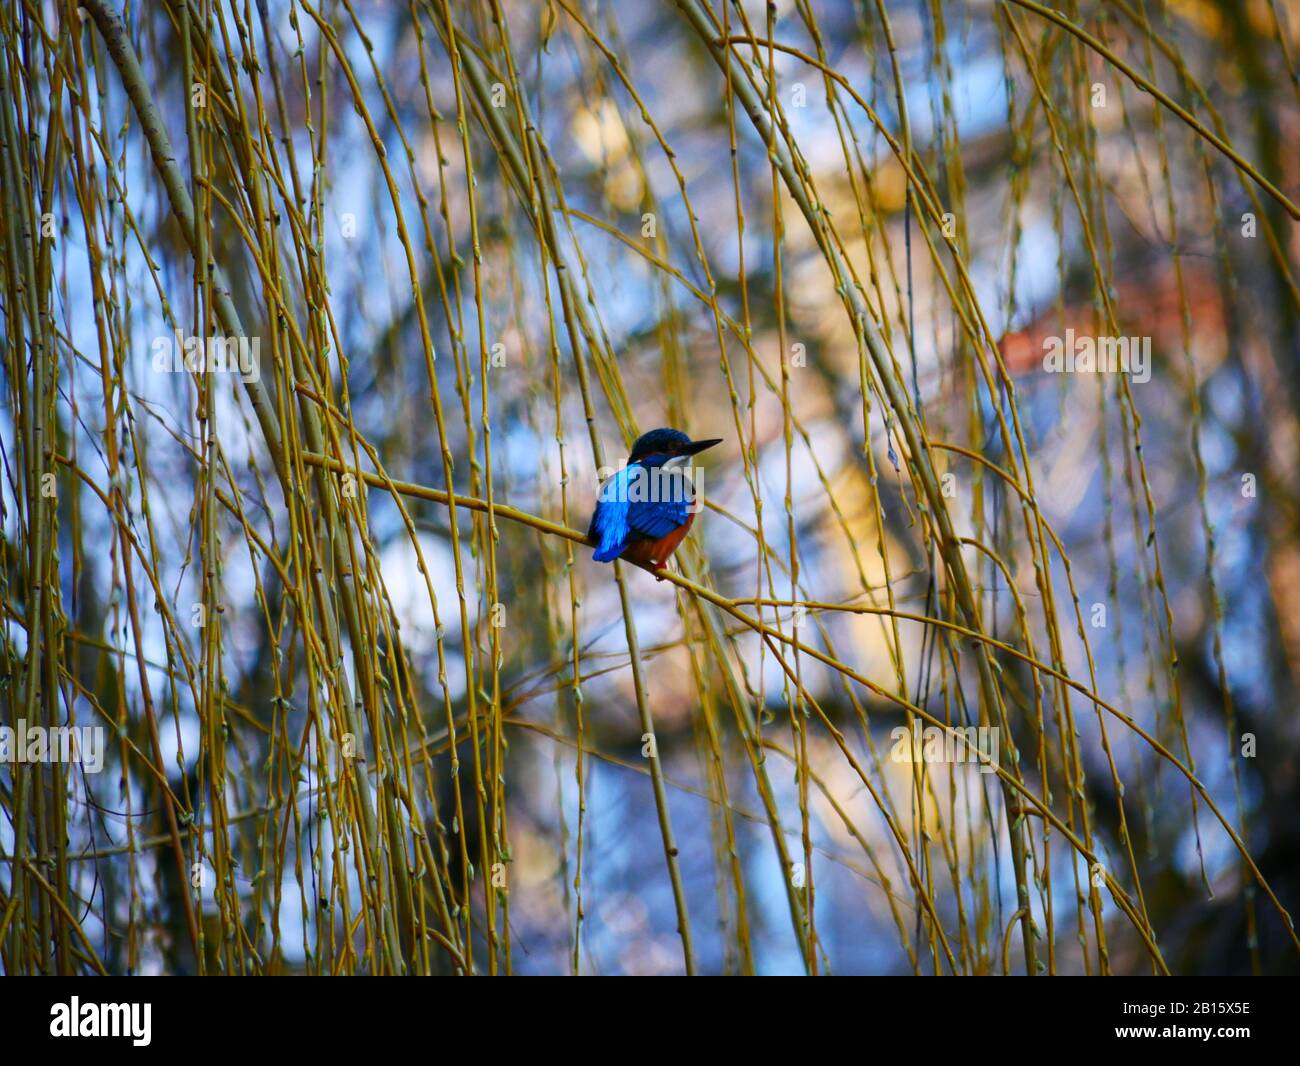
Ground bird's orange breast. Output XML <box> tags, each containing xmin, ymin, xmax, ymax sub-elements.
<box><xmin>620</xmin><ymin>510</ymin><xmax>696</xmax><ymax>568</ymax></box>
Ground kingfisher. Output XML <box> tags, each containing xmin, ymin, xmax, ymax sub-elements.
<box><xmin>589</xmin><ymin>428</ymin><xmax>722</xmax><ymax>578</ymax></box>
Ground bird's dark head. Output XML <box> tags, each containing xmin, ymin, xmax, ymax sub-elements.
<box><xmin>627</xmin><ymin>427</ymin><xmax>722</xmax><ymax>466</ymax></box>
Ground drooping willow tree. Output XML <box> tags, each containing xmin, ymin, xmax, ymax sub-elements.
<box><xmin>1</xmin><ymin>0</ymin><xmax>1298</xmax><ymax>975</ymax></box>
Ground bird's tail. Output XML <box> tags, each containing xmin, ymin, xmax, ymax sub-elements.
<box><xmin>591</xmin><ymin>542</ymin><xmax>622</xmax><ymax>563</ymax></box>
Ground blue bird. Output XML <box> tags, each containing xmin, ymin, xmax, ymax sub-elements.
<box><xmin>588</xmin><ymin>428</ymin><xmax>722</xmax><ymax>579</ymax></box>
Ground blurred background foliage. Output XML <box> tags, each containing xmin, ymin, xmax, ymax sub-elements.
<box><xmin>2</xmin><ymin>0</ymin><xmax>1299</xmax><ymax>974</ymax></box>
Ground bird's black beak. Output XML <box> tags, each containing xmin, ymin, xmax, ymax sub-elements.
<box><xmin>682</xmin><ymin>438</ymin><xmax>723</xmax><ymax>456</ymax></box>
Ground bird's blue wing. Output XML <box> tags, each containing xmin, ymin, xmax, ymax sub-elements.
<box><xmin>590</xmin><ymin>465</ymin><xmax>693</xmax><ymax>562</ymax></box>
<box><xmin>626</xmin><ymin>495</ymin><xmax>689</xmax><ymax>539</ymax></box>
